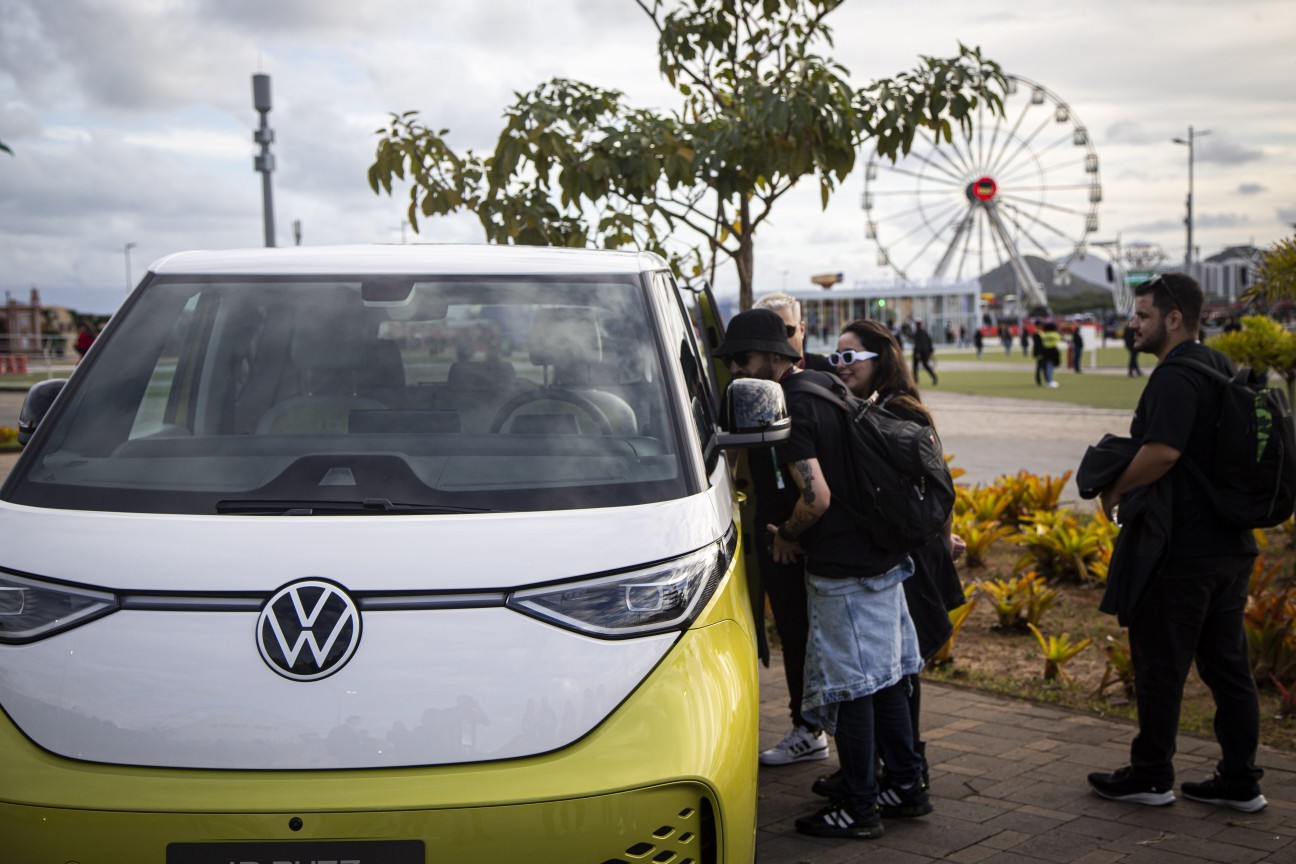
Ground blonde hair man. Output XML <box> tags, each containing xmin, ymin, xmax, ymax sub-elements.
<box><xmin>754</xmin><ymin>293</ymin><xmax>833</xmax><ymax>373</ymax></box>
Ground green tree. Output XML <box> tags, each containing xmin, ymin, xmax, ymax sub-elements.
<box><xmin>369</xmin><ymin>0</ymin><xmax>1007</xmax><ymax>309</ymax></box>
<box><xmin>1210</xmin><ymin>315</ymin><xmax>1296</xmax><ymax>408</ymax></box>
<box><xmin>1241</xmin><ymin>234</ymin><xmax>1296</xmax><ymax>307</ymax></box>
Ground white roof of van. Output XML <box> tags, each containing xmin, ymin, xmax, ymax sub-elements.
<box><xmin>148</xmin><ymin>244</ymin><xmax>668</xmax><ymax>276</ymax></box>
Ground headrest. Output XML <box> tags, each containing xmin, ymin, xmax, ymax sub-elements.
<box><xmin>291</xmin><ymin>290</ymin><xmax>372</xmax><ymax>372</ymax></box>
<box><xmin>292</xmin><ymin>320</ymin><xmax>370</xmax><ymax>372</ymax></box>
<box><xmin>447</xmin><ymin>359</ymin><xmax>517</xmax><ymax>392</ymax></box>
<box><xmin>529</xmin><ymin>306</ymin><xmax>604</xmax><ymax>367</ymax></box>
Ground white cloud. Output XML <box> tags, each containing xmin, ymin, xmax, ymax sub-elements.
<box><xmin>1</xmin><ymin>0</ymin><xmax>1294</xmax><ymax>312</ymax></box>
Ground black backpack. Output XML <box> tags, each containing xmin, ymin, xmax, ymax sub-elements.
<box><xmin>1164</xmin><ymin>356</ymin><xmax>1296</xmax><ymax>528</ymax></box>
<box><xmin>781</xmin><ymin>376</ymin><xmax>956</xmax><ymax>554</ymax></box>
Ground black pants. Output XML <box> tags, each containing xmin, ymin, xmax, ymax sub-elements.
<box><xmin>1127</xmin><ymin>351</ymin><xmax>1141</xmax><ymax>376</ymax></box>
<box><xmin>755</xmin><ymin>535</ymin><xmax>814</xmax><ymax>730</ymax></box>
<box><xmin>912</xmin><ymin>353</ymin><xmax>937</xmax><ymax>385</ymax></box>
<box><xmin>1128</xmin><ymin>557</ymin><xmax>1263</xmax><ymax>787</ymax></box>
<box><xmin>837</xmin><ymin>680</ymin><xmax>920</xmax><ymax>809</ymax></box>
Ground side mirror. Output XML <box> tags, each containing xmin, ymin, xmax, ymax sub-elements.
<box><xmin>17</xmin><ymin>379</ymin><xmax>67</xmax><ymax>446</ymax></box>
<box><xmin>715</xmin><ymin>378</ymin><xmax>791</xmax><ymax>448</ymax></box>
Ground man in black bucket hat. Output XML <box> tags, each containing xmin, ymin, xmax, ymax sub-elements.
<box><xmin>714</xmin><ymin>307</ymin><xmax>803</xmax><ymax>370</ymax></box>
<box><xmin>719</xmin><ymin>309</ymin><xmax>831</xmax><ymax>770</ymax></box>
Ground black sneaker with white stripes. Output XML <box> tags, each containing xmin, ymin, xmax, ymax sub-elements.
<box><xmin>877</xmin><ymin>782</ymin><xmax>933</xmax><ymax>817</ymax></box>
<box><xmin>794</xmin><ymin>800</ymin><xmax>884</xmax><ymax>839</ymax></box>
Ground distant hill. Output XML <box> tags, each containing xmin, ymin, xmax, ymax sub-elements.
<box><xmin>978</xmin><ymin>254</ymin><xmax>1113</xmax><ymax>299</ymax></box>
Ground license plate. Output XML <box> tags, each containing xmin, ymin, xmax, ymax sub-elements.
<box><xmin>166</xmin><ymin>839</ymin><xmax>424</xmax><ymax>864</ymax></box>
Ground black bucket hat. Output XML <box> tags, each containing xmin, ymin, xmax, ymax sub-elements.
<box><xmin>714</xmin><ymin>308</ymin><xmax>801</xmax><ymax>360</ymax></box>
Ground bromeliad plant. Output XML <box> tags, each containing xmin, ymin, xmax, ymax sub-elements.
<box><xmin>1094</xmin><ymin>634</ymin><xmax>1136</xmax><ymax>700</ymax></box>
<box><xmin>996</xmin><ymin>470</ymin><xmax>1072</xmax><ymax>525</ymax></box>
<box><xmin>955</xmin><ymin>485</ymin><xmax>1012</xmax><ymax>525</ymax></box>
<box><xmin>1245</xmin><ymin>556</ymin><xmax>1296</xmax><ymax>691</ymax></box>
<box><xmin>952</xmin><ymin>515</ymin><xmax>1016</xmax><ymax>569</ymax></box>
<box><xmin>973</xmin><ymin>572</ymin><xmax>1053</xmax><ymax>630</ymax></box>
<box><xmin>1021</xmin><ymin>572</ymin><xmax>1060</xmax><ymax>627</ymax></box>
<box><xmin>929</xmin><ymin>592</ymin><xmax>978</xmax><ymax>667</ymax></box>
<box><xmin>977</xmin><ymin>575</ymin><xmax>1028</xmax><ymax>630</ymax></box>
<box><xmin>976</xmin><ymin>572</ymin><xmax>1059</xmax><ymax>631</ymax></box>
<box><xmin>1011</xmin><ymin>509</ymin><xmax>1116</xmax><ymax>585</ymax></box>
<box><xmin>1028</xmin><ymin>623</ymin><xmax>1093</xmax><ymax>683</ymax></box>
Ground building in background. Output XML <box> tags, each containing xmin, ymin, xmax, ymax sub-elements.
<box><xmin>1</xmin><ymin>288</ymin><xmax>43</xmax><ymax>356</ymax></box>
<box><xmin>1198</xmin><ymin>245</ymin><xmax>1261</xmax><ymax>304</ymax></box>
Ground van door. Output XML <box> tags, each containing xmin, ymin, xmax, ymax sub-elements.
<box><xmin>674</xmin><ymin>281</ymin><xmax>768</xmax><ymax>665</ymax></box>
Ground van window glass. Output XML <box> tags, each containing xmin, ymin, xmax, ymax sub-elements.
<box><xmin>6</xmin><ymin>276</ymin><xmax>689</xmax><ymax>514</ymax></box>
<box><xmin>655</xmin><ymin>274</ymin><xmax>718</xmax><ymax>466</ymax></box>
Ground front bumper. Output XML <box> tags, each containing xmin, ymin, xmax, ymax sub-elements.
<box><xmin>0</xmin><ymin>618</ymin><xmax>758</xmax><ymax>863</ymax></box>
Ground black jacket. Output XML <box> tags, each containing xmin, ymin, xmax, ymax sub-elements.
<box><xmin>1076</xmin><ymin>434</ymin><xmax>1172</xmax><ymax>625</ymax></box>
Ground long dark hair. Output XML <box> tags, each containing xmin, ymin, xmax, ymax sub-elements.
<box><xmin>839</xmin><ymin>319</ymin><xmax>933</xmax><ymax>425</ymax></box>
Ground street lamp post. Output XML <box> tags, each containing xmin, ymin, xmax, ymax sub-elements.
<box><xmin>1171</xmin><ymin>126</ymin><xmax>1210</xmax><ymax>275</ymax></box>
<box><xmin>124</xmin><ymin>242</ymin><xmax>137</xmax><ymax>293</ymax></box>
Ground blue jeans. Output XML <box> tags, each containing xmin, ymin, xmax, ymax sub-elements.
<box><xmin>801</xmin><ymin>560</ymin><xmax>923</xmax><ymax>733</ymax></box>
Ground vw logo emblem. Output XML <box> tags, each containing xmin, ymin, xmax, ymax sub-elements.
<box><xmin>257</xmin><ymin>580</ymin><xmax>362</xmax><ymax>681</ymax></box>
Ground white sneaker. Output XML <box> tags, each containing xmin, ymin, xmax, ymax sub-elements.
<box><xmin>759</xmin><ymin>725</ymin><xmax>829</xmax><ymax>765</ymax></box>
<box><xmin>1048</xmin><ymin>381</ymin><xmax>1059</xmax><ymax>388</ymax></box>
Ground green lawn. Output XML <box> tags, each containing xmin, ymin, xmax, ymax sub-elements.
<box><xmin>929</xmin><ymin>369</ymin><xmax>1148</xmax><ymax>410</ymax></box>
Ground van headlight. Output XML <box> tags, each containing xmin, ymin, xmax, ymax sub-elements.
<box><xmin>0</xmin><ymin>571</ymin><xmax>118</xmax><ymax>644</ymax></box>
<box><xmin>507</xmin><ymin>529</ymin><xmax>735</xmax><ymax>638</ymax></box>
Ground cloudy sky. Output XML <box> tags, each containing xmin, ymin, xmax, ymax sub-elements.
<box><xmin>2</xmin><ymin>0</ymin><xmax>1293</xmax><ymax>314</ymax></box>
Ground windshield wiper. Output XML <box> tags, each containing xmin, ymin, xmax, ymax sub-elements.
<box><xmin>214</xmin><ymin>498</ymin><xmax>495</xmax><ymax>516</ymax></box>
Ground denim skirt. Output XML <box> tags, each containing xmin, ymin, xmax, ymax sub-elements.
<box><xmin>801</xmin><ymin>558</ymin><xmax>923</xmax><ymax>735</ymax></box>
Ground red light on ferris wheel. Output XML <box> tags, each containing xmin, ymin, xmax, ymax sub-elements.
<box><xmin>972</xmin><ymin>177</ymin><xmax>997</xmax><ymax>202</ymax></box>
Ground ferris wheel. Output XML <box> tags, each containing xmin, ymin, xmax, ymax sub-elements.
<box><xmin>862</xmin><ymin>73</ymin><xmax>1101</xmax><ymax>311</ymax></box>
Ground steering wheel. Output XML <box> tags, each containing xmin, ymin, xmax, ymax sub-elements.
<box><xmin>488</xmin><ymin>389</ymin><xmax>614</xmax><ymax>435</ymax></box>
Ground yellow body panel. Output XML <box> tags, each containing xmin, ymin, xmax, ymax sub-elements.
<box><xmin>0</xmin><ymin>553</ymin><xmax>758</xmax><ymax>863</ymax></box>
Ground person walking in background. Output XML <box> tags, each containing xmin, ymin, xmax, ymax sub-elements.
<box><xmin>1020</xmin><ymin>326</ymin><xmax>1031</xmax><ymax>358</ymax></box>
<box><xmin>1039</xmin><ymin>321</ymin><xmax>1062</xmax><ymax>388</ymax></box>
<box><xmin>1032</xmin><ymin>328</ymin><xmax>1046</xmax><ymax>386</ymax></box>
<box><xmin>809</xmin><ymin>319</ymin><xmax>966</xmax><ymax>806</ymax></box>
<box><xmin>74</xmin><ymin>322</ymin><xmax>96</xmax><ymax>359</ymax></box>
<box><xmin>1071</xmin><ymin>326</ymin><xmax>1085</xmax><ymax>374</ymax></box>
<box><xmin>1124</xmin><ymin>322</ymin><xmax>1142</xmax><ymax>377</ymax></box>
<box><xmin>1088</xmin><ymin>273</ymin><xmax>1265</xmax><ymax>813</ymax></box>
<box><xmin>748</xmin><ymin>293</ymin><xmax>832</xmax><ymax>767</ymax></box>
<box><xmin>910</xmin><ymin>320</ymin><xmax>937</xmax><ymax>386</ymax></box>
<box><xmin>973</xmin><ymin>327</ymin><xmax>984</xmax><ymax>358</ymax></box>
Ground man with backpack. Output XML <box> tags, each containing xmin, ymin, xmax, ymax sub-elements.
<box><xmin>1087</xmin><ymin>273</ymin><xmax>1267</xmax><ymax>813</ymax></box>
<box><xmin>716</xmin><ymin>308</ymin><xmax>928</xmax><ymax>840</ymax></box>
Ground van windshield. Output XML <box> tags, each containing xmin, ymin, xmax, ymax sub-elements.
<box><xmin>7</xmin><ymin>275</ymin><xmax>690</xmax><ymax>514</ymax></box>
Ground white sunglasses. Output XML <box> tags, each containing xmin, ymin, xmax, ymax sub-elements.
<box><xmin>829</xmin><ymin>349</ymin><xmax>878</xmax><ymax>366</ymax></box>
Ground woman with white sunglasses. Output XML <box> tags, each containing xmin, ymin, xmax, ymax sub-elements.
<box><xmin>812</xmin><ymin>319</ymin><xmax>965</xmax><ymax>809</ymax></box>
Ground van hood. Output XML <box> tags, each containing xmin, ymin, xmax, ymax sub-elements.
<box><xmin>0</xmin><ymin>487</ymin><xmax>738</xmax><ymax>770</ymax></box>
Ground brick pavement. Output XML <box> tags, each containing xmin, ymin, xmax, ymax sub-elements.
<box><xmin>756</xmin><ymin>654</ymin><xmax>1296</xmax><ymax>862</ymax></box>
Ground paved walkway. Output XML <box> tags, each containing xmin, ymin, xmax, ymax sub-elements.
<box><xmin>757</xmin><ymin>656</ymin><xmax>1296</xmax><ymax>863</ymax></box>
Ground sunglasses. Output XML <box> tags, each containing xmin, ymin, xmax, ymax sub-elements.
<box><xmin>829</xmin><ymin>349</ymin><xmax>878</xmax><ymax>366</ymax></box>
<box><xmin>785</xmin><ymin>324</ymin><xmax>799</xmax><ymax>339</ymax></box>
<box><xmin>725</xmin><ymin>351</ymin><xmax>754</xmax><ymax>367</ymax></box>
<box><xmin>1143</xmin><ymin>275</ymin><xmax>1183</xmax><ymax>314</ymax></box>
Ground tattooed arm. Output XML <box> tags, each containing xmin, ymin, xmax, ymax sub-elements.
<box><xmin>766</xmin><ymin>457</ymin><xmax>831</xmax><ymax>565</ymax></box>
